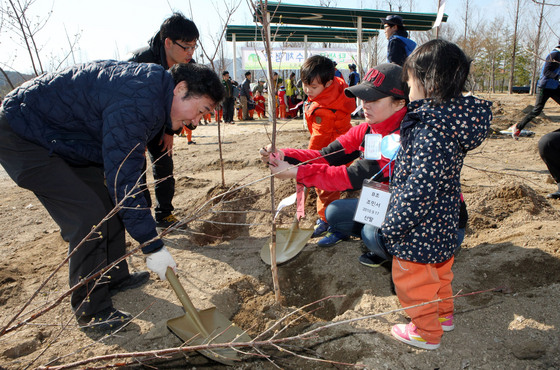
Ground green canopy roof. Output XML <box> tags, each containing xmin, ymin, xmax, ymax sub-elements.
<box><xmin>255</xmin><ymin>2</ymin><xmax>447</xmax><ymax>31</ymax></box>
<box><xmin>226</xmin><ymin>25</ymin><xmax>379</xmax><ymax>43</ymax></box>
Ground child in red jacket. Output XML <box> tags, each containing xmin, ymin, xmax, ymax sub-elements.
<box><xmin>254</xmin><ymin>90</ymin><xmax>266</xmax><ymax>118</ymax></box>
<box><xmin>300</xmin><ymin>55</ymin><xmax>356</xmax><ymax>237</ymax></box>
<box><xmin>278</xmin><ymin>85</ymin><xmax>288</xmax><ymax>119</ymax></box>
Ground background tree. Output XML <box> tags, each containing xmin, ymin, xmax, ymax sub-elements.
<box><xmin>526</xmin><ymin>0</ymin><xmax>555</xmax><ymax>94</ymax></box>
<box><xmin>507</xmin><ymin>0</ymin><xmax>524</xmax><ymax>94</ymax></box>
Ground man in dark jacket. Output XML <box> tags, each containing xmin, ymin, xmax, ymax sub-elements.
<box><xmin>222</xmin><ymin>71</ymin><xmax>235</xmax><ymax>124</ymax></box>
<box><xmin>127</xmin><ymin>12</ymin><xmax>199</xmax><ymax>228</ymax></box>
<box><xmin>513</xmin><ymin>40</ymin><xmax>560</xmax><ymax>198</ymax></box>
<box><xmin>512</xmin><ymin>40</ymin><xmax>560</xmax><ymax>138</ymax></box>
<box><xmin>240</xmin><ymin>71</ymin><xmax>253</xmax><ymax>120</ymax></box>
<box><xmin>381</xmin><ymin>15</ymin><xmax>417</xmax><ymax>66</ymax></box>
<box><xmin>0</xmin><ymin>61</ymin><xmax>224</xmax><ymax>332</ymax></box>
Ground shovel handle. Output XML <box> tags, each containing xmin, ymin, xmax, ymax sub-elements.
<box><xmin>165</xmin><ymin>267</ymin><xmax>210</xmax><ymax>337</ymax></box>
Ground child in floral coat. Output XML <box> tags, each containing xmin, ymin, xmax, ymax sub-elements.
<box><xmin>384</xmin><ymin>40</ymin><xmax>493</xmax><ymax>350</ymax></box>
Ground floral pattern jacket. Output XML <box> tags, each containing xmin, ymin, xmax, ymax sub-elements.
<box><xmin>382</xmin><ymin>96</ymin><xmax>492</xmax><ymax>264</ymax></box>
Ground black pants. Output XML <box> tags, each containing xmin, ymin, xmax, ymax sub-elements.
<box><xmin>0</xmin><ymin>112</ymin><xmax>129</xmax><ymax>316</ymax></box>
<box><xmin>142</xmin><ymin>128</ymin><xmax>175</xmax><ymax>222</ymax></box>
<box><xmin>223</xmin><ymin>97</ymin><xmax>235</xmax><ymax>123</ymax></box>
<box><xmin>539</xmin><ymin>128</ymin><xmax>560</xmax><ymax>184</ymax></box>
<box><xmin>518</xmin><ymin>87</ymin><xmax>560</xmax><ymax>129</ymax></box>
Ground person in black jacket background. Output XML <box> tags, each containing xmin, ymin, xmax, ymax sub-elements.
<box><xmin>381</xmin><ymin>15</ymin><xmax>417</xmax><ymax>66</ymax></box>
<box><xmin>128</xmin><ymin>12</ymin><xmax>200</xmax><ymax>228</ymax></box>
<box><xmin>511</xmin><ymin>40</ymin><xmax>560</xmax><ymax>198</ymax></box>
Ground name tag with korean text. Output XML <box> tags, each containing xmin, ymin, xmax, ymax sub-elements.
<box><xmin>353</xmin><ymin>180</ymin><xmax>392</xmax><ymax>228</ymax></box>
<box><xmin>364</xmin><ymin>134</ymin><xmax>382</xmax><ymax>160</ymax></box>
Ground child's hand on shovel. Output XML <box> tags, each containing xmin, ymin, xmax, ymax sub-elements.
<box><xmin>146</xmin><ymin>246</ymin><xmax>177</xmax><ymax>280</ymax></box>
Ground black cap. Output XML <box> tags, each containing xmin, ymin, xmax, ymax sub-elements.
<box><xmin>380</xmin><ymin>15</ymin><xmax>404</xmax><ymax>27</ymax></box>
<box><xmin>345</xmin><ymin>63</ymin><xmax>405</xmax><ymax>101</ymax></box>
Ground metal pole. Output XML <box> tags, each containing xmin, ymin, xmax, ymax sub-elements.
<box><xmin>357</xmin><ymin>16</ymin><xmax>363</xmax><ymax>76</ymax></box>
<box><xmin>436</xmin><ymin>0</ymin><xmax>441</xmax><ymax>39</ymax></box>
<box><xmin>232</xmin><ymin>33</ymin><xmax>237</xmax><ymax>82</ymax></box>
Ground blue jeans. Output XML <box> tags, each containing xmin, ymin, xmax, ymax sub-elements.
<box><xmin>325</xmin><ymin>198</ymin><xmax>465</xmax><ymax>259</ymax></box>
<box><xmin>324</xmin><ymin>199</ymin><xmax>390</xmax><ymax>259</ymax></box>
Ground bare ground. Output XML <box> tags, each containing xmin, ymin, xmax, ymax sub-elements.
<box><xmin>1</xmin><ymin>93</ymin><xmax>560</xmax><ymax>369</ymax></box>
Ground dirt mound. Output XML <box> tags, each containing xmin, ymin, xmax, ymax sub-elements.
<box><xmin>226</xmin><ymin>276</ymin><xmax>321</xmax><ymax>337</ymax></box>
<box><xmin>0</xmin><ymin>267</ymin><xmax>19</xmax><ymax>306</ymax></box>
<box><xmin>468</xmin><ymin>180</ymin><xmax>557</xmax><ymax>230</ymax></box>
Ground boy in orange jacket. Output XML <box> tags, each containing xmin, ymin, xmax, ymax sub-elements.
<box><xmin>301</xmin><ymin>55</ymin><xmax>356</xmax><ymax>237</ymax></box>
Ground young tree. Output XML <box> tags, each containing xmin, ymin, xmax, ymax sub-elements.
<box><xmin>507</xmin><ymin>0</ymin><xmax>524</xmax><ymax>94</ymax></box>
<box><xmin>480</xmin><ymin>19</ymin><xmax>507</xmax><ymax>93</ymax></box>
<box><xmin>527</xmin><ymin>0</ymin><xmax>553</xmax><ymax>94</ymax></box>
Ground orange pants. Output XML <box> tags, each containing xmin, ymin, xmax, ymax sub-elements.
<box><xmin>279</xmin><ymin>104</ymin><xmax>287</xmax><ymax>119</ymax></box>
<box><xmin>392</xmin><ymin>256</ymin><xmax>454</xmax><ymax>344</ymax></box>
<box><xmin>203</xmin><ymin>113</ymin><xmax>211</xmax><ymax>123</ymax></box>
<box><xmin>308</xmin><ymin>133</ymin><xmax>342</xmax><ymax>222</ymax></box>
<box><xmin>315</xmin><ymin>189</ymin><xmax>340</xmax><ymax>221</ymax></box>
<box><xmin>215</xmin><ymin>109</ymin><xmax>223</xmax><ymax>122</ymax></box>
<box><xmin>180</xmin><ymin>126</ymin><xmax>192</xmax><ymax>141</ymax></box>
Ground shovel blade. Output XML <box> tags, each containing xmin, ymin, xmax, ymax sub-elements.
<box><xmin>167</xmin><ymin>307</ymin><xmax>251</xmax><ymax>365</ymax></box>
<box><xmin>165</xmin><ymin>267</ymin><xmax>252</xmax><ymax>365</ymax></box>
<box><xmin>261</xmin><ymin>220</ymin><xmax>314</xmax><ymax>265</ymax></box>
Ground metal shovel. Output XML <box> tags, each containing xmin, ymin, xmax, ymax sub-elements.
<box><xmin>165</xmin><ymin>267</ymin><xmax>252</xmax><ymax>365</ymax></box>
<box><xmin>261</xmin><ymin>184</ymin><xmax>314</xmax><ymax>265</ymax></box>
<box><xmin>260</xmin><ymin>215</ymin><xmax>314</xmax><ymax>265</ymax></box>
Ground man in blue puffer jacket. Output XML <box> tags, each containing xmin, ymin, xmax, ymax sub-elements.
<box><xmin>0</xmin><ymin>61</ymin><xmax>224</xmax><ymax>332</ymax></box>
<box><xmin>381</xmin><ymin>15</ymin><xmax>417</xmax><ymax>66</ymax></box>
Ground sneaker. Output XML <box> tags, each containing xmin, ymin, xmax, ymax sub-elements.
<box><xmin>317</xmin><ymin>231</ymin><xmax>348</xmax><ymax>247</ymax></box>
<box><xmin>312</xmin><ymin>219</ymin><xmax>329</xmax><ymax>238</ymax></box>
<box><xmin>109</xmin><ymin>271</ymin><xmax>150</xmax><ymax>297</ymax></box>
<box><xmin>359</xmin><ymin>252</ymin><xmax>390</xmax><ymax>268</ymax></box>
<box><xmin>77</xmin><ymin>307</ymin><xmax>132</xmax><ymax>333</ymax></box>
<box><xmin>156</xmin><ymin>214</ymin><xmax>180</xmax><ymax>229</ymax></box>
<box><xmin>439</xmin><ymin>314</ymin><xmax>454</xmax><ymax>332</ymax></box>
<box><xmin>391</xmin><ymin>322</ymin><xmax>440</xmax><ymax>350</ymax></box>
<box><xmin>188</xmin><ymin>141</ymin><xmax>196</xmax><ymax>145</ymax></box>
<box><xmin>546</xmin><ymin>191</ymin><xmax>560</xmax><ymax>199</ymax></box>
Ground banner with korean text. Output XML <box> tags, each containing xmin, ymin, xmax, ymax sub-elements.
<box><xmin>242</xmin><ymin>47</ymin><xmax>357</xmax><ymax>70</ymax></box>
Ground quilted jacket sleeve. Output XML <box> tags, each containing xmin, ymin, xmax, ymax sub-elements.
<box><xmin>102</xmin><ymin>101</ymin><xmax>164</xmax><ymax>254</ymax></box>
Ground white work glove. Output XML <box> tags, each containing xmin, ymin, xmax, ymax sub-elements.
<box><xmin>146</xmin><ymin>246</ymin><xmax>177</xmax><ymax>280</ymax></box>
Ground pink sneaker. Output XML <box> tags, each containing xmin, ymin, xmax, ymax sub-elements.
<box><xmin>439</xmin><ymin>314</ymin><xmax>454</xmax><ymax>332</ymax></box>
<box><xmin>391</xmin><ymin>322</ymin><xmax>440</xmax><ymax>350</ymax></box>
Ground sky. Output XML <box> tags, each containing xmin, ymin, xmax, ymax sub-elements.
<box><xmin>0</xmin><ymin>0</ymin><xmax>539</xmax><ymax>75</ymax></box>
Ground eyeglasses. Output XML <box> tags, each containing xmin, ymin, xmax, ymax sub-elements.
<box><xmin>173</xmin><ymin>40</ymin><xmax>198</xmax><ymax>52</ymax></box>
